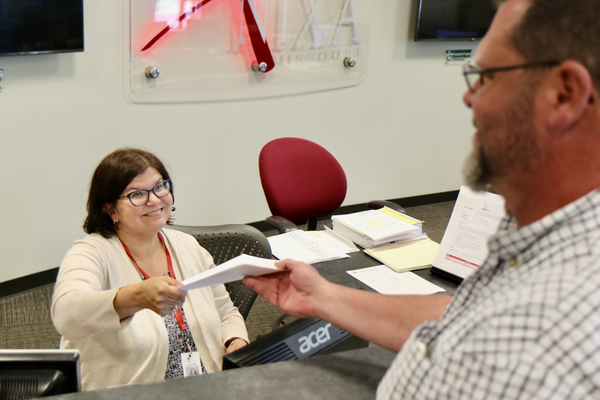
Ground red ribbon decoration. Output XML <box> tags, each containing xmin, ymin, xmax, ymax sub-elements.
<box><xmin>141</xmin><ymin>0</ymin><xmax>275</xmax><ymax>72</ymax></box>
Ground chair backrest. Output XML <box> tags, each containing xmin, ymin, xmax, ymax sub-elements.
<box><xmin>259</xmin><ymin>137</ymin><xmax>347</xmax><ymax>225</ymax></box>
<box><xmin>167</xmin><ymin>224</ymin><xmax>272</xmax><ymax>320</ymax></box>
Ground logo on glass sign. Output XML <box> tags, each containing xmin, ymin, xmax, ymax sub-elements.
<box><xmin>141</xmin><ymin>0</ymin><xmax>363</xmax><ymax>72</ymax></box>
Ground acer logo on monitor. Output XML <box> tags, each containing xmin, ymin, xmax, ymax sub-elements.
<box><xmin>222</xmin><ymin>318</ymin><xmax>369</xmax><ymax>369</ymax></box>
<box><xmin>298</xmin><ymin>323</ymin><xmax>333</xmax><ymax>354</ymax></box>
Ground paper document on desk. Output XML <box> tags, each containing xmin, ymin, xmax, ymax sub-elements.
<box><xmin>267</xmin><ymin>228</ymin><xmax>357</xmax><ymax>264</ymax></box>
<box><xmin>347</xmin><ymin>265</ymin><xmax>444</xmax><ymax>295</ymax></box>
<box><xmin>179</xmin><ymin>254</ymin><xmax>279</xmax><ymax>290</ymax></box>
<box><xmin>365</xmin><ymin>239</ymin><xmax>440</xmax><ymax>272</ymax></box>
<box><xmin>332</xmin><ymin>207</ymin><xmax>424</xmax><ymax>248</ymax></box>
<box><xmin>431</xmin><ymin>186</ymin><xmax>505</xmax><ymax>280</ymax></box>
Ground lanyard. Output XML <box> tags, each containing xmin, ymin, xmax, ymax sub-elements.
<box><xmin>120</xmin><ymin>232</ymin><xmax>187</xmax><ymax>332</ymax></box>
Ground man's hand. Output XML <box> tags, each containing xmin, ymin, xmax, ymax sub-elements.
<box><xmin>243</xmin><ymin>259</ymin><xmax>330</xmax><ymax>319</ymax></box>
<box><xmin>245</xmin><ymin>258</ymin><xmax>453</xmax><ymax>352</ymax></box>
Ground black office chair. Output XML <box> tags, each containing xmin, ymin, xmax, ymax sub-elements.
<box><xmin>366</xmin><ymin>200</ymin><xmax>406</xmax><ymax>214</ymax></box>
<box><xmin>167</xmin><ymin>224</ymin><xmax>272</xmax><ymax>320</ymax></box>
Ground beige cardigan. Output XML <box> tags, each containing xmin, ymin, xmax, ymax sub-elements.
<box><xmin>51</xmin><ymin>228</ymin><xmax>248</xmax><ymax>391</ymax></box>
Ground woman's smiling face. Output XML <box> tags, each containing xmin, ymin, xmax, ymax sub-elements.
<box><xmin>107</xmin><ymin>167</ymin><xmax>173</xmax><ymax>240</ymax></box>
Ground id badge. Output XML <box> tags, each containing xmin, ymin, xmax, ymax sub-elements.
<box><xmin>181</xmin><ymin>351</ymin><xmax>204</xmax><ymax>377</ymax></box>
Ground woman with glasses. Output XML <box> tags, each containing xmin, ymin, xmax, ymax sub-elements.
<box><xmin>51</xmin><ymin>148</ymin><xmax>248</xmax><ymax>391</ymax></box>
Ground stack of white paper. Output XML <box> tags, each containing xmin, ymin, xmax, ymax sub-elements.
<box><xmin>332</xmin><ymin>207</ymin><xmax>425</xmax><ymax>249</ymax></box>
<box><xmin>267</xmin><ymin>228</ymin><xmax>357</xmax><ymax>264</ymax></box>
<box><xmin>179</xmin><ymin>254</ymin><xmax>279</xmax><ymax>290</ymax></box>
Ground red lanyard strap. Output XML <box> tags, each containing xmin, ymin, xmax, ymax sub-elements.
<box><xmin>120</xmin><ymin>233</ymin><xmax>186</xmax><ymax>331</ymax></box>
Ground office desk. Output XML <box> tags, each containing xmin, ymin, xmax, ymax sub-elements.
<box><xmin>51</xmin><ymin>346</ymin><xmax>396</xmax><ymax>400</ymax></box>
<box><xmin>314</xmin><ymin>250</ymin><xmax>459</xmax><ymax>296</ymax></box>
<box><xmin>51</xmin><ymin>251</ymin><xmax>458</xmax><ymax>400</ymax></box>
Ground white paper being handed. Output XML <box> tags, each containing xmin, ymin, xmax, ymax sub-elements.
<box><xmin>179</xmin><ymin>254</ymin><xmax>280</xmax><ymax>290</ymax></box>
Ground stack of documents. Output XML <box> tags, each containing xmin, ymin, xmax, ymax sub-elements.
<box><xmin>267</xmin><ymin>228</ymin><xmax>358</xmax><ymax>264</ymax></box>
<box><xmin>331</xmin><ymin>207</ymin><xmax>425</xmax><ymax>249</ymax></box>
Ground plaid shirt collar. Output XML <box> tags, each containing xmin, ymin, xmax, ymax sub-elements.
<box><xmin>482</xmin><ymin>187</ymin><xmax>600</xmax><ymax>275</ymax></box>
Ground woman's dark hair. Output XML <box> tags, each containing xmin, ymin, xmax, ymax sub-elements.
<box><xmin>83</xmin><ymin>148</ymin><xmax>174</xmax><ymax>238</ymax></box>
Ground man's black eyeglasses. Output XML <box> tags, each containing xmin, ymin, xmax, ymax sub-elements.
<box><xmin>118</xmin><ymin>179</ymin><xmax>172</xmax><ymax>206</ymax></box>
<box><xmin>462</xmin><ymin>61</ymin><xmax>560</xmax><ymax>92</ymax></box>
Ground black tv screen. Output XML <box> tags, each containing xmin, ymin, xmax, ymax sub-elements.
<box><xmin>0</xmin><ymin>0</ymin><xmax>84</xmax><ymax>56</ymax></box>
<box><xmin>415</xmin><ymin>0</ymin><xmax>496</xmax><ymax>41</ymax></box>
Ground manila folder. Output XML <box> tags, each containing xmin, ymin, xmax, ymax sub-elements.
<box><xmin>365</xmin><ymin>239</ymin><xmax>440</xmax><ymax>272</ymax></box>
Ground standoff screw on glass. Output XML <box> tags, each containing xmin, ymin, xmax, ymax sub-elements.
<box><xmin>343</xmin><ymin>57</ymin><xmax>356</xmax><ymax>68</ymax></box>
<box><xmin>145</xmin><ymin>67</ymin><xmax>160</xmax><ymax>79</ymax></box>
<box><xmin>252</xmin><ymin>62</ymin><xmax>268</xmax><ymax>73</ymax></box>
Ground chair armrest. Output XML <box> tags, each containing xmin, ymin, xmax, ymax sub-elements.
<box><xmin>366</xmin><ymin>200</ymin><xmax>406</xmax><ymax>214</ymax></box>
<box><xmin>265</xmin><ymin>216</ymin><xmax>300</xmax><ymax>234</ymax></box>
<box><xmin>271</xmin><ymin>312</ymin><xmax>297</xmax><ymax>331</ymax></box>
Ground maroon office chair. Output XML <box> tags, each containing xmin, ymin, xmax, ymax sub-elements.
<box><xmin>259</xmin><ymin>137</ymin><xmax>347</xmax><ymax>232</ymax></box>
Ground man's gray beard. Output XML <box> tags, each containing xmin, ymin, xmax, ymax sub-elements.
<box><xmin>463</xmin><ymin>141</ymin><xmax>494</xmax><ymax>192</ymax></box>
<box><xmin>462</xmin><ymin>75</ymin><xmax>540</xmax><ymax>194</ymax></box>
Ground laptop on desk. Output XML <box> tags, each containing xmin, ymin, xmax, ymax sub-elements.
<box><xmin>430</xmin><ymin>186</ymin><xmax>505</xmax><ymax>283</ymax></box>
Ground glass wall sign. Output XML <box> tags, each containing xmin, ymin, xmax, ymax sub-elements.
<box><xmin>127</xmin><ymin>0</ymin><xmax>372</xmax><ymax>102</ymax></box>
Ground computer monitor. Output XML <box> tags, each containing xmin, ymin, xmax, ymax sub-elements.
<box><xmin>223</xmin><ymin>317</ymin><xmax>368</xmax><ymax>369</ymax></box>
<box><xmin>0</xmin><ymin>349</ymin><xmax>81</xmax><ymax>398</ymax></box>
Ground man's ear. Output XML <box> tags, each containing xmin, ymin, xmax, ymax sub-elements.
<box><xmin>546</xmin><ymin>60</ymin><xmax>594</xmax><ymax>133</ymax></box>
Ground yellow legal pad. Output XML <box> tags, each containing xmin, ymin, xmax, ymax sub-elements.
<box><xmin>364</xmin><ymin>239</ymin><xmax>440</xmax><ymax>272</ymax></box>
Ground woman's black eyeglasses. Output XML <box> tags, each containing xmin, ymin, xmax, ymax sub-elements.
<box><xmin>118</xmin><ymin>179</ymin><xmax>172</xmax><ymax>207</ymax></box>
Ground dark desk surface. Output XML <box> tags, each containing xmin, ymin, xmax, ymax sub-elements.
<box><xmin>316</xmin><ymin>250</ymin><xmax>459</xmax><ymax>296</ymax></box>
<box><xmin>51</xmin><ymin>346</ymin><xmax>396</xmax><ymax>400</ymax></box>
<box><xmin>51</xmin><ymin>251</ymin><xmax>458</xmax><ymax>400</ymax></box>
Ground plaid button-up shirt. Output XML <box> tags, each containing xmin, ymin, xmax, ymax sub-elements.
<box><xmin>379</xmin><ymin>189</ymin><xmax>600</xmax><ymax>399</ymax></box>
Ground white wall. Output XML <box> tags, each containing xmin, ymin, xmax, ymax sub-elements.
<box><xmin>0</xmin><ymin>0</ymin><xmax>477</xmax><ymax>283</ymax></box>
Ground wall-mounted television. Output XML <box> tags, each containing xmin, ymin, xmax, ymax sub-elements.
<box><xmin>414</xmin><ymin>0</ymin><xmax>496</xmax><ymax>41</ymax></box>
<box><xmin>0</xmin><ymin>0</ymin><xmax>84</xmax><ymax>56</ymax></box>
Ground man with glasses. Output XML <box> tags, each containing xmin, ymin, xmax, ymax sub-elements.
<box><xmin>244</xmin><ymin>0</ymin><xmax>600</xmax><ymax>398</ymax></box>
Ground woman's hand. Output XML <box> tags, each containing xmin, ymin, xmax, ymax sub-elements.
<box><xmin>114</xmin><ymin>276</ymin><xmax>187</xmax><ymax>319</ymax></box>
<box><xmin>138</xmin><ymin>276</ymin><xmax>187</xmax><ymax>315</ymax></box>
<box><xmin>225</xmin><ymin>338</ymin><xmax>248</xmax><ymax>354</ymax></box>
